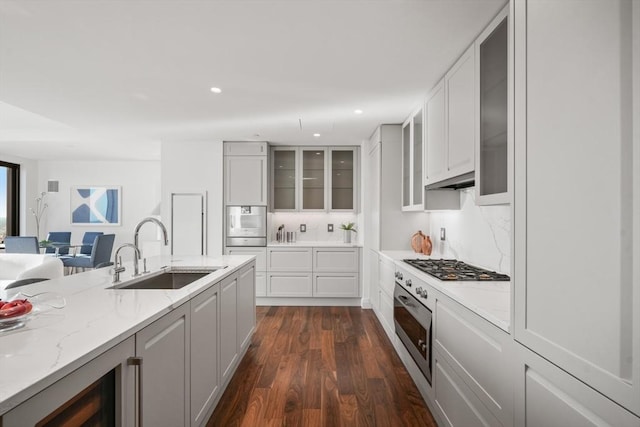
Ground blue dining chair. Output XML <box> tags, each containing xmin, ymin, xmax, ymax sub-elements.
<box><xmin>45</xmin><ymin>231</ymin><xmax>72</xmax><ymax>256</ymax></box>
<box><xmin>80</xmin><ymin>231</ymin><xmax>104</xmax><ymax>256</ymax></box>
<box><xmin>4</xmin><ymin>236</ymin><xmax>39</xmax><ymax>254</ymax></box>
<box><xmin>62</xmin><ymin>234</ymin><xmax>115</xmax><ymax>273</ymax></box>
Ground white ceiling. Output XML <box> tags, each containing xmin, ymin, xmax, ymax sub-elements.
<box><xmin>0</xmin><ymin>0</ymin><xmax>505</xmax><ymax>161</ymax></box>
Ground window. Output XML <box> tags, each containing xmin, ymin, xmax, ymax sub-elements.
<box><xmin>0</xmin><ymin>160</ymin><xmax>20</xmax><ymax>243</ymax></box>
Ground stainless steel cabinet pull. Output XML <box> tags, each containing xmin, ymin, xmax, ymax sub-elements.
<box><xmin>398</xmin><ymin>295</ymin><xmax>414</xmax><ymax>307</ymax></box>
<box><xmin>128</xmin><ymin>357</ymin><xmax>143</xmax><ymax>427</ymax></box>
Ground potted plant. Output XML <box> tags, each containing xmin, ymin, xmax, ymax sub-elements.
<box><xmin>340</xmin><ymin>222</ymin><xmax>357</xmax><ymax>244</ymax></box>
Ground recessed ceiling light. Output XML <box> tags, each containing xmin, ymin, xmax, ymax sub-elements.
<box><xmin>210</xmin><ymin>87</ymin><xmax>222</xmax><ymax>94</ymax></box>
<box><xmin>354</xmin><ymin>109</ymin><xmax>363</xmax><ymax>114</ymax></box>
<box><xmin>313</xmin><ymin>133</ymin><xmax>321</xmax><ymax>137</ymax></box>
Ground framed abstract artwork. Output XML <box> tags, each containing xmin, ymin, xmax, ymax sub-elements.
<box><xmin>70</xmin><ymin>186</ymin><xmax>121</xmax><ymax>225</ymax></box>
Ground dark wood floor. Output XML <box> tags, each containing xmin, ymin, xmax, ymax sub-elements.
<box><xmin>207</xmin><ymin>306</ymin><xmax>437</xmax><ymax>427</ymax></box>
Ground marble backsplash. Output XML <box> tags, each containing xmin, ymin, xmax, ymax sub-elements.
<box><xmin>428</xmin><ymin>188</ymin><xmax>511</xmax><ymax>275</ymax></box>
<box><xmin>269</xmin><ymin>212</ymin><xmax>360</xmax><ymax>243</ymax></box>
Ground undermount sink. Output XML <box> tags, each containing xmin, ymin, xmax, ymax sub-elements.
<box><xmin>110</xmin><ymin>266</ymin><xmax>226</xmax><ymax>290</ymax></box>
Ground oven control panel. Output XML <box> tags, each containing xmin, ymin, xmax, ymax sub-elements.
<box><xmin>395</xmin><ymin>265</ymin><xmax>433</xmax><ymax>310</ymax></box>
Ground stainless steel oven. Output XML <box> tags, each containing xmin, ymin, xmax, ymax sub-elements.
<box><xmin>225</xmin><ymin>205</ymin><xmax>267</xmax><ymax>246</ymax></box>
<box><xmin>394</xmin><ymin>282</ymin><xmax>432</xmax><ymax>384</ymax></box>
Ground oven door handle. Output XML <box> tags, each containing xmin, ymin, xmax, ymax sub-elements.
<box><xmin>397</xmin><ymin>294</ymin><xmax>415</xmax><ymax>308</ymax></box>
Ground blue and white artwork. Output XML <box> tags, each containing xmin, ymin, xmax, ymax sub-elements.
<box><xmin>71</xmin><ymin>186</ymin><xmax>121</xmax><ymax>225</ymax></box>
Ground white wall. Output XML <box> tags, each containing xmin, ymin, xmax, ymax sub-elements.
<box><xmin>161</xmin><ymin>141</ymin><xmax>223</xmax><ymax>256</ymax></box>
<box><xmin>37</xmin><ymin>160</ymin><xmax>161</xmax><ymax>252</ymax></box>
<box><xmin>0</xmin><ymin>152</ymin><xmax>39</xmax><ymax>236</ymax></box>
<box><xmin>429</xmin><ymin>188</ymin><xmax>511</xmax><ymax>274</ymax></box>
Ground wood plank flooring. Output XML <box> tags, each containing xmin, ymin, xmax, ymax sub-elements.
<box><xmin>207</xmin><ymin>306</ymin><xmax>437</xmax><ymax>427</ymax></box>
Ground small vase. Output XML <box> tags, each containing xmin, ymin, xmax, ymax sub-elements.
<box><xmin>343</xmin><ymin>230</ymin><xmax>352</xmax><ymax>244</ymax></box>
<box><xmin>422</xmin><ymin>236</ymin><xmax>433</xmax><ymax>256</ymax></box>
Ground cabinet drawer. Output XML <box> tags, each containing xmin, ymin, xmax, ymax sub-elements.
<box><xmin>434</xmin><ymin>349</ymin><xmax>502</xmax><ymax>427</ymax></box>
<box><xmin>267</xmin><ymin>248</ymin><xmax>312</xmax><ymax>271</ymax></box>
<box><xmin>313</xmin><ymin>273</ymin><xmax>359</xmax><ymax>297</ymax></box>
<box><xmin>267</xmin><ymin>273</ymin><xmax>312</xmax><ymax>297</ymax></box>
<box><xmin>225</xmin><ymin>247</ymin><xmax>267</xmax><ymax>271</ymax></box>
<box><xmin>378</xmin><ymin>255</ymin><xmax>396</xmax><ymax>296</ymax></box>
<box><xmin>435</xmin><ymin>298</ymin><xmax>513</xmax><ymax>427</ymax></box>
<box><xmin>224</xmin><ymin>142</ymin><xmax>267</xmax><ymax>156</ymax></box>
<box><xmin>312</xmin><ymin>247</ymin><xmax>359</xmax><ymax>272</ymax></box>
<box><xmin>377</xmin><ymin>287</ymin><xmax>395</xmax><ymax>339</ymax></box>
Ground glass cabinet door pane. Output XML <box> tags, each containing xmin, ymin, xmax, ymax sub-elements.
<box><xmin>273</xmin><ymin>150</ymin><xmax>297</xmax><ymax>210</ymax></box>
<box><xmin>402</xmin><ymin>123</ymin><xmax>411</xmax><ymax>207</ymax></box>
<box><xmin>479</xmin><ymin>18</ymin><xmax>508</xmax><ymax>196</ymax></box>
<box><xmin>302</xmin><ymin>149</ymin><xmax>325</xmax><ymax>210</ymax></box>
<box><xmin>412</xmin><ymin>110</ymin><xmax>423</xmax><ymax>205</ymax></box>
<box><xmin>331</xmin><ymin>150</ymin><xmax>354</xmax><ymax>210</ymax></box>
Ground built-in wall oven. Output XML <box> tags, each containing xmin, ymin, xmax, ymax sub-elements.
<box><xmin>394</xmin><ymin>268</ymin><xmax>433</xmax><ymax>384</ymax></box>
<box><xmin>225</xmin><ymin>205</ymin><xmax>267</xmax><ymax>246</ymax></box>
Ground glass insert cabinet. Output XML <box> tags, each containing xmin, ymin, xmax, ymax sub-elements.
<box><xmin>270</xmin><ymin>146</ymin><xmax>358</xmax><ymax>212</ymax></box>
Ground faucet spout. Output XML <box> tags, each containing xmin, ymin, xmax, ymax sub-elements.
<box><xmin>134</xmin><ymin>217</ymin><xmax>169</xmax><ymax>257</ymax></box>
<box><xmin>113</xmin><ymin>243</ymin><xmax>142</xmax><ymax>279</ymax></box>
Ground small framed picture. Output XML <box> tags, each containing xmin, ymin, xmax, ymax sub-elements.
<box><xmin>70</xmin><ymin>186</ymin><xmax>121</xmax><ymax>225</ymax></box>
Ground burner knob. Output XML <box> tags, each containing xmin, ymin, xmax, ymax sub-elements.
<box><xmin>394</xmin><ymin>272</ymin><xmax>398</xmax><ymax>278</ymax></box>
<box><xmin>398</xmin><ymin>273</ymin><xmax>403</xmax><ymax>280</ymax></box>
<box><xmin>416</xmin><ymin>286</ymin><xmax>423</xmax><ymax>295</ymax></box>
<box><xmin>416</xmin><ymin>287</ymin><xmax>428</xmax><ymax>298</ymax></box>
<box><xmin>406</xmin><ymin>279</ymin><xmax>412</xmax><ymax>287</ymax></box>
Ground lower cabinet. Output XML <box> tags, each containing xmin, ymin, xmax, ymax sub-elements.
<box><xmin>373</xmin><ymin>253</ymin><xmax>395</xmax><ymax>339</ymax></box>
<box><xmin>434</xmin><ymin>297</ymin><xmax>513</xmax><ymax>427</ymax></box>
<box><xmin>268</xmin><ymin>272</ymin><xmax>313</xmax><ymax>296</ymax></box>
<box><xmin>190</xmin><ymin>284</ymin><xmax>220</xmax><ymax>426</ymax></box>
<box><xmin>220</xmin><ymin>273</ymin><xmax>238</xmax><ymax>383</ymax></box>
<box><xmin>313</xmin><ymin>272</ymin><xmax>359</xmax><ymax>297</ymax></box>
<box><xmin>237</xmin><ymin>263</ymin><xmax>256</xmax><ymax>352</ymax></box>
<box><xmin>515</xmin><ymin>343</ymin><xmax>640</xmax><ymax>427</ymax></box>
<box><xmin>225</xmin><ymin>247</ymin><xmax>266</xmax><ymax>297</ymax></box>
<box><xmin>135</xmin><ymin>303</ymin><xmax>190</xmax><ymax>427</ymax></box>
<box><xmin>1</xmin><ymin>337</ymin><xmax>136</xmax><ymax>427</ymax></box>
<box><xmin>434</xmin><ymin>349</ymin><xmax>501</xmax><ymax>427</ymax></box>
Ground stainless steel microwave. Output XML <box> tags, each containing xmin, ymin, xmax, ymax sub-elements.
<box><xmin>225</xmin><ymin>206</ymin><xmax>267</xmax><ymax>247</ymax></box>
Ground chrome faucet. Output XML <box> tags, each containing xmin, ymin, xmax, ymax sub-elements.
<box><xmin>112</xmin><ymin>243</ymin><xmax>141</xmax><ymax>282</ymax></box>
<box><xmin>134</xmin><ymin>217</ymin><xmax>169</xmax><ymax>258</ymax></box>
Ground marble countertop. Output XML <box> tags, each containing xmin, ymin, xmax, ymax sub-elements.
<box><xmin>0</xmin><ymin>254</ymin><xmax>255</xmax><ymax>416</ymax></box>
<box><xmin>268</xmin><ymin>241</ymin><xmax>362</xmax><ymax>247</ymax></box>
<box><xmin>380</xmin><ymin>250</ymin><xmax>511</xmax><ymax>332</ymax></box>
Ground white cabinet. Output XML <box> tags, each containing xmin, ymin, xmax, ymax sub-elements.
<box><xmin>265</xmin><ymin>246</ymin><xmax>360</xmax><ymax>298</ymax></box>
<box><xmin>476</xmin><ymin>6</ymin><xmax>510</xmax><ymax>205</ymax></box>
<box><xmin>225</xmin><ymin>247</ymin><xmax>267</xmax><ymax>296</ymax></box>
<box><xmin>373</xmin><ymin>253</ymin><xmax>396</xmax><ymax>339</ymax></box>
<box><xmin>425</xmin><ymin>46</ymin><xmax>476</xmax><ymax>187</ymax></box>
<box><xmin>402</xmin><ymin>107</ymin><xmax>424</xmax><ymax>211</ymax></box>
<box><xmin>136</xmin><ymin>303</ymin><xmax>190</xmax><ymax>427</ymax></box>
<box><xmin>312</xmin><ymin>247</ymin><xmax>358</xmax><ymax>272</ymax></box>
<box><xmin>267</xmin><ymin>273</ymin><xmax>313</xmax><ymax>296</ymax></box>
<box><xmin>236</xmin><ymin>263</ymin><xmax>256</xmax><ymax>352</ymax></box>
<box><xmin>271</xmin><ymin>146</ymin><xmax>359</xmax><ymax>212</ymax></box>
<box><xmin>267</xmin><ymin>247</ymin><xmax>312</xmax><ymax>272</ymax></box>
<box><xmin>190</xmin><ymin>283</ymin><xmax>220</xmax><ymax>426</ymax></box>
<box><xmin>220</xmin><ymin>274</ymin><xmax>238</xmax><ymax>383</ymax></box>
<box><xmin>224</xmin><ymin>142</ymin><xmax>268</xmax><ymax>206</ymax></box>
<box><xmin>435</xmin><ymin>297</ymin><xmax>513</xmax><ymax>427</ymax></box>
<box><xmin>514</xmin><ymin>343</ymin><xmax>640</xmax><ymax>427</ymax></box>
<box><xmin>433</xmin><ymin>350</ymin><xmax>501</xmax><ymax>427</ymax></box>
<box><xmin>514</xmin><ymin>0</ymin><xmax>640</xmax><ymax>415</ymax></box>
<box><xmin>447</xmin><ymin>46</ymin><xmax>476</xmax><ymax>178</ymax></box>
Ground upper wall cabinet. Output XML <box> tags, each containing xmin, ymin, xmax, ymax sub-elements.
<box><xmin>424</xmin><ymin>45</ymin><xmax>476</xmax><ymax>187</ymax></box>
<box><xmin>271</xmin><ymin>146</ymin><xmax>358</xmax><ymax>212</ymax></box>
<box><xmin>224</xmin><ymin>142</ymin><xmax>268</xmax><ymax>206</ymax></box>
<box><xmin>402</xmin><ymin>107</ymin><xmax>424</xmax><ymax>211</ymax></box>
<box><xmin>475</xmin><ymin>6</ymin><xmax>510</xmax><ymax>205</ymax></box>
<box><xmin>514</xmin><ymin>0</ymin><xmax>639</xmax><ymax>416</ymax></box>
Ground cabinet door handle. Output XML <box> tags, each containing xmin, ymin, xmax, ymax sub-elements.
<box><xmin>128</xmin><ymin>357</ymin><xmax>143</xmax><ymax>427</ymax></box>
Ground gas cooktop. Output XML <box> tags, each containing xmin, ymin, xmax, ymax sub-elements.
<box><xmin>403</xmin><ymin>259</ymin><xmax>510</xmax><ymax>281</ymax></box>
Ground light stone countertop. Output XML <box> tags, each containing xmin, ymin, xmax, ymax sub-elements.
<box><xmin>380</xmin><ymin>250</ymin><xmax>511</xmax><ymax>332</ymax></box>
<box><xmin>0</xmin><ymin>254</ymin><xmax>255</xmax><ymax>416</ymax></box>
<box><xmin>267</xmin><ymin>241</ymin><xmax>362</xmax><ymax>247</ymax></box>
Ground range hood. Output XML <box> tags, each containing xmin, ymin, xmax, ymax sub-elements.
<box><xmin>425</xmin><ymin>171</ymin><xmax>475</xmax><ymax>191</ymax></box>
<box><xmin>424</xmin><ymin>172</ymin><xmax>474</xmax><ymax>210</ymax></box>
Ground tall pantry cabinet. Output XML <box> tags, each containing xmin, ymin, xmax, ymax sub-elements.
<box><xmin>513</xmin><ymin>0</ymin><xmax>640</xmax><ymax>423</ymax></box>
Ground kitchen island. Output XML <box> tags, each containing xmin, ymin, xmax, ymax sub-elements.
<box><xmin>0</xmin><ymin>254</ymin><xmax>256</xmax><ymax>426</ymax></box>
